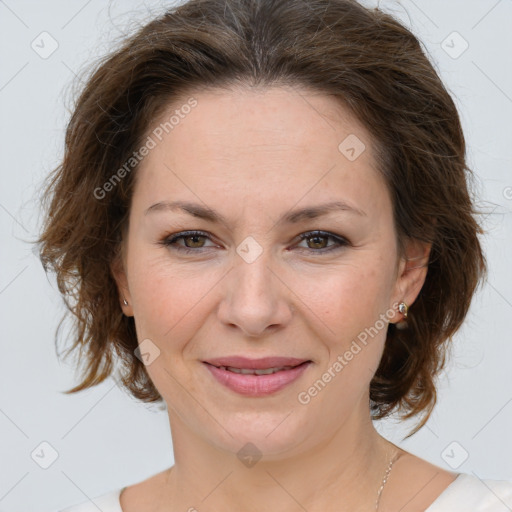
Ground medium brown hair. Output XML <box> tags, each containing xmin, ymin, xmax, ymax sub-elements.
<box><xmin>37</xmin><ymin>0</ymin><xmax>486</xmax><ymax>435</ymax></box>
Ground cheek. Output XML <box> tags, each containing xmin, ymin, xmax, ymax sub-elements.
<box><xmin>127</xmin><ymin>251</ymin><xmax>179</xmax><ymax>336</ymax></box>
<box><xmin>305</xmin><ymin>268</ymin><xmax>392</xmax><ymax>401</ymax></box>
<box><xmin>308</xmin><ymin>264</ymin><xmax>392</xmax><ymax>334</ymax></box>
<box><xmin>127</xmin><ymin>250</ymin><xmax>222</xmax><ymax>345</ymax></box>
<box><xmin>304</xmin><ymin>265</ymin><xmax>394</xmax><ymax>390</ymax></box>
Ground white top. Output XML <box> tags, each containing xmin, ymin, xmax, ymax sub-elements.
<box><xmin>57</xmin><ymin>473</ymin><xmax>512</xmax><ymax>511</ymax></box>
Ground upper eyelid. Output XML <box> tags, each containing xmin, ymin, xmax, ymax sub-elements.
<box><xmin>166</xmin><ymin>230</ymin><xmax>217</xmax><ymax>244</ymax></box>
<box><xmin>163</xmin><ymin>230</ymin><xmax>348</xmax><ymax>248</ymax></box>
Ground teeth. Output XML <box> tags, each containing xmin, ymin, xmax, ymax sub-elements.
<box><xmin>220</xmin><ymin>365</ymin><xmax>294</xmax><ymax>375</ymax></box>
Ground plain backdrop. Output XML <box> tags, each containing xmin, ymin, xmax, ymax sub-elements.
<box><xmin>0</xmin><ymin>0</ymin><xmax>511</xmax><ymax>510</ymax></box>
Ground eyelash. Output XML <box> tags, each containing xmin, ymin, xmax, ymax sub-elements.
<box><xmin>159</xmin><ymin>230</ymin><xmax>349</xmax><ymax>255</ymax></box>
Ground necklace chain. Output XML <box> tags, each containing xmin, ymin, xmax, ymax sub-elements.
<box><xmin>375</xmin><ymin>450</ymin><xmax>402</xmax><ymax>511</ymax></box>
<box><xmin>161</xmin><ymin>450</ymin><xmax>402</xmax><ymax>511</ymax></box>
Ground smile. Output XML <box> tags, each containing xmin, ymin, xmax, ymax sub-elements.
<box><xmin>214</xmin><ymin>364</ymin><xmax>298</xmax><ymax>375</ymax></box>
<box><xmin>203</xmin><ymin>360</ymin><xmax>312</xmax><ymax>396</ymax></box>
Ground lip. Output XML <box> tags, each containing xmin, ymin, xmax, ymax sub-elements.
<box><xmin>204</xmin><ymin>356</ymin><xmax>309</xmax><ymax>370</ymax></box>
<box><xmin>203</xmin><ymin>357</ymin><xmax>312</xmax><ymax>396</ymax></box>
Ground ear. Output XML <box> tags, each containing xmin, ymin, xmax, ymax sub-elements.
<box><xmin>110</xmin><ymin>249</ymin><xmax>134</xmax><ymax>317</ymax></box>
<box><xmin>389</xmin><ymin>238</ymin><xmax>432</xmax><ymax>324</ymax></box>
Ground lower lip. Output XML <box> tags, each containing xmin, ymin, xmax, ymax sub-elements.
<box><xmin>204</xmin><ymin>362</ymin><xmax>311</xmax><ymax>396</ymax></box>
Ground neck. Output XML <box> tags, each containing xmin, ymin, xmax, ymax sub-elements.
<box><xmin>161</xmin><ymin>402</ymin><xmax>398</xmax><ymax>512</ymax></box>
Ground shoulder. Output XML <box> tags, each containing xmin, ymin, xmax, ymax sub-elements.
<box><xmin>426</xmin><ymin>473</ymin><xmax>512</xmax><ymax>511</ymax></box>
<box><xmin>118</xmin><ymin>467</ymin><xmax>172</xmax><ymax>511</ymax></box>
<box><xmin>55</xmin><ymin>488</ymin><xmax>124</xmax><ymax>512</ymax></box>
<box><xmin>55</xmin><ymin>467</ymin><xmax>171</xmax><ymax>512</ymax></box>
<box><xmin>383</xmin><ymin>449</ymin><xmax>511</xmax><ymax>511</ymax></box>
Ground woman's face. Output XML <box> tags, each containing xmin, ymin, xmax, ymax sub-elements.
<box><xmin>113</xmin><ymin>85</ymin><xmax>426</xmax><ymax>457</ymax></box>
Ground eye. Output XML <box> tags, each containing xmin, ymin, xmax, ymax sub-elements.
<box><xmin>160</xmin><ymin>229</ymin><xmax>349</xmax><ymax>255</ymax></box>
<box><xmin>294</xmin><ymin>230</ymin><xmax>349</xmax><ymax>254</ymax></box>
<box><xmin>161</xmin><ymin>230</ymin><xmax>216</xmax><ymax>254</ymax></box>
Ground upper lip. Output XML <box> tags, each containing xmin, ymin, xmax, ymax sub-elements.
<box><xmin>203</xmin><ymin>356</ymin><xmax>310</xmax><ymax>370</ymax></box>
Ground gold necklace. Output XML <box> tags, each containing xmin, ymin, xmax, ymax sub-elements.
<box><xmin>160</xmin><ymin>451</ymin><xmax>402</xmax><ymax>511</ymax></box>
<box><xmin>375</xmin><ymin>451</ymin><xmax>402</xmax><ymax>511</ymax></box>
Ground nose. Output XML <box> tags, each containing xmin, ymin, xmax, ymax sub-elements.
<box><xmin>217</xmin><ymin>247</ymin><xmax>293</xmax><ymax>339</ymax></box>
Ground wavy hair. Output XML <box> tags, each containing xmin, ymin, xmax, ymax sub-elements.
<box><xmin>36</xmin><ymin>0</ymin><xmax>486</xmax><ymax>436</ymax></box>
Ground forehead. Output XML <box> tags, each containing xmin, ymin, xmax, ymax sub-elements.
<box><xmin>151</xmin><ymin>85</ymin><xmax>374</xmax><ymax>156</ymax></box>
<box><xmin>132</xmin><ymin>85</ymin><xmax>389</xmax><ymax>224</ymax></box>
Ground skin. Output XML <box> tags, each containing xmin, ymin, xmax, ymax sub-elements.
<box><xmin>111</xmin><ymin>85</ymin><xmax>457</xmax><ymax>512</ymax></box>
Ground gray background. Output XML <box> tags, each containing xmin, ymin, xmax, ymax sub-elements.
<box><xmin>0</xmin><ymin>0</ymin><xmax>511</xmax><ymax>510</ymax></box>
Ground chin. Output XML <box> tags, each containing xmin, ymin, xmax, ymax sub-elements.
<box><xmin>204</xmin><ymin>410</ymin><xmax>314</xmax><ymax>460</ymax></box>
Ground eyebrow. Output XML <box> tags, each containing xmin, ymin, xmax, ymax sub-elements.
<box><xmin>144</xmin><ymin>200</ymin><xmax>366</xmax><ymax>224</ymax></box>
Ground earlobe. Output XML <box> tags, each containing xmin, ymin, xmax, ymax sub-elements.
<box><xmin>110</xmin><ymin>253</ymin><xmax>133</xmax><ymax>316</ymax></box>
<box><xmin>391</xmin><ymin>239</ymin><xmax>432</xmax><ymax>324</ymax></box>
<box><xmin>395</xmin><ymin>301</ymin><xmax>409</xmax><ymax>330</ymax></box>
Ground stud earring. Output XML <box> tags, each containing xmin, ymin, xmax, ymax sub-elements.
<box><xmin>122</xmin><ymin>298</ymin><xmax>128</xmax><ymax>306</ymax></box>
<box><xmin>398</xmin><ymin>301</ymin><xmax>408</xmax><ymax>318</ymax></box>
<box><xmin>396</xmin><ymin>301</ymin><xmax>408</xmax><ymax>330</ymax></box>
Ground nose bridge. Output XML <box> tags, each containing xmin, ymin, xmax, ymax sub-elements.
<box><xmin>219</xmin><ymin>235</ymin><xmax>290</xmax><ymax>336</ymax></box>
<box><xmin>233</xmin><ymin>237</ymin><xmax>276</xmax><ymax>304</ymax></box>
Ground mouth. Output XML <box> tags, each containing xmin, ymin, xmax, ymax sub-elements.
<box><xmin>202</xmin><ymin>357</ymin><xmax>312</xmax><ymax>396</ymax></box>
<box><xmin>203</xmin><ymin>356</ymin><xmax>310</xmax><ymax>370</ymax></box>
<box><xmin>207</xmin><ymin>364</ymin><xmax>304</xmax><ymax>375</ymax></box>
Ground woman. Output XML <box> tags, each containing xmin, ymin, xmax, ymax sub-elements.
<box><xmin>37</xmin><ymin>0</ymin><xmax>512</xmax><ymax>510</ymax></box>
